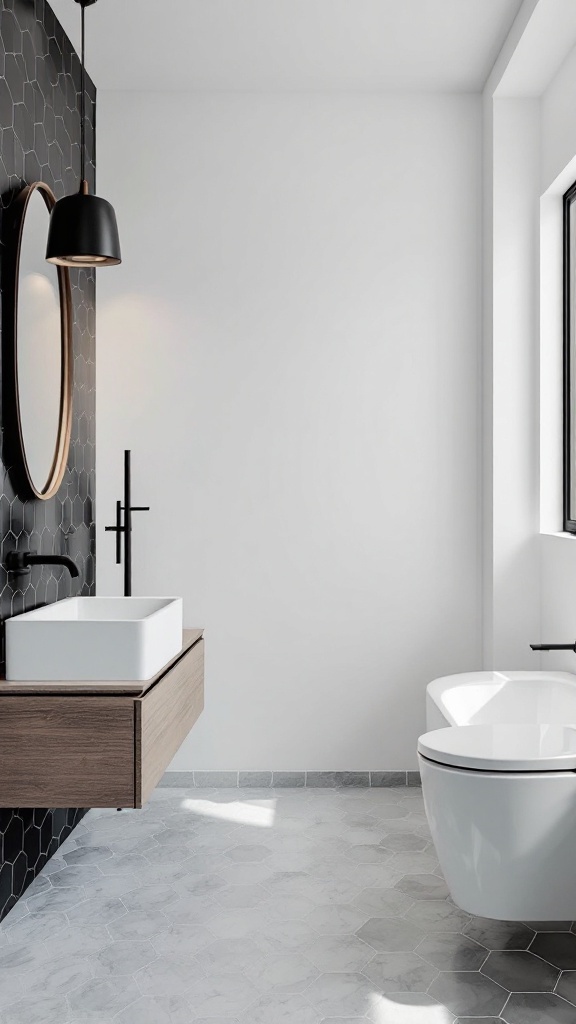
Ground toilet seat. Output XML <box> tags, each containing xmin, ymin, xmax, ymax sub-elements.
<box><xmin>418</xmin><ymin>723</ymin><xmax>576</xmax><ymax>772</ymax></box>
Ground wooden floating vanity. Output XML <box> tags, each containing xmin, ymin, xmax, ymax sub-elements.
<box><xmin>0</xmin><ymin>629</ymin><xmax>204</xmax><ymax>809</ymax></box>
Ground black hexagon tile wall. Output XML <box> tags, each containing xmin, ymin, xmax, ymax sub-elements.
<box><xmin>0</xmin><ymin>0</ymin><xmax>96</xmax><ymax>921</ymax></box>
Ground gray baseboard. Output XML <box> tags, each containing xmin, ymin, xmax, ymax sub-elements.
<box><xmin>159</xmin><ymin>770</ymin><xmax>421</xmax><ymax>788</ymax></box>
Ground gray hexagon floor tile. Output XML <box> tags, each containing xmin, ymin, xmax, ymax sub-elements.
<box><xmin>362</xmin><ymin>950</ymin><xmax>438</xmax><ymax>992</ymax></box>
<box><xmin>502</xmin><ymin>992</ymin><xmax>576</xmax><ymax>1023</ymax></box>
<box><xmin>481</xmin><ymin>950</ymin><xmax>560</xmax><ymax>991</ymax></box>
<box><xmin>108</xmin><ymin>909</ymin><xmax>169</xmax><ymax>940</ymax></box>
<box><xmin>555</xmin><ymin>970</ymin><xmax>576</xmax><ymax>1003</ymax></box>
<box><xmin>371</xmin><ymin>805</ymin><xmax>410</xmax><ymax>821</ymax></box>
<box><xmin>352</xmin><ymin>886</ymin><xmax>413</xmax><ymax>917</ymax></box>
<box><xmin>45</xmin><ymin>923</ymin><xmax>112</xmax><ymax>960</ymax></box>
<box><xmin>0</xmin><ymin>943</ymin><xmax>49</xmax><ymax>974</ymax></box>
<box><xmin>66</xmin><ymin>895</ymin><xmax>128</xmax><ymax>927</ymax></box>
<box><xmin>1</xmin><ymin>786</ymin><xmax>575</xmax><ymax>1022</ymax></box>
<box><xmin>215</xmin><ymin>882</ymin><xmax>269</xmax><ymax>908</ymax></box>
<box><xmin>48</xmin><ymin>864</ymin><xmax>102</xmax><ymax>888</ymax></box>
<box><xmin>429</xmin><ymin>971</ymin><xmax>508</xmax><ymax>1017</ymax></box>
<box><xmin>380</xmin><ymin>832</ymin><xmax>429</xmax><ymax>853</ymax></box>
<box><xmin>240</xmin><ymin>991</ymin><xmax>321</xmax><ymax>1023</ymax></box>
<box><xmin>3</xmin><ymin>911</ymin><xmax>68</xmax><ymax>944</ymax></box>
<box><xmin>346</xmin><ymin>845</ymin><xmax>393</xmax><ymax>865</ymax></box>
<box><xmin>206</xmin><ymin>907</ymin><xmax>266</xmax><ymax>938</ymax></box>
<box><xmin>0</xmin><ymin>995</ymin><xmax>71</xmax><ymax>1024</ymax></box>
<box><xmin>416</xmin><ymin>932</ymin><xmax>489</xmax><ymax>971</ymax></box>
<box><xmin>304</xmin><ymin>876</ymin><xmax>362</xmax><ymax>904</ymax></box>
<box><xmin>25</xmin><ymin>956</ymin><xmax>94</xmax><ymax>1000</ymax></box>
<box><xmin>344</xmin><ymin>828</ymin><xmax>387</xmax><ymax>846</ymax></box>
<box><xmin>67</xmin><ymin>977</ymin><xmax>142</xmax><ymax>1018</ymax></box>
<box><xmin>463</xmin><ymin>919</ymin><xmax>535</xmax><ymax>951</ymax></box>
<box><xmin>81</xmin><ymin>873</ymin><xmax>141</xmax><ymax>901</ymax></box>
<box><xmin>63</xmin><ymin>845</ymin><xmax>113</xmax><ymax>866</ymax></box>
<box><xmin>150</xmin><ymin>922</ymin><xmax>217</xmax><ymax>960</ymax></box>
<box><xmin>405</xmin><ymin>900</ymin><xmax>471</xmax><ymax>933</ymax></box>
<box><xmin>523</xmin><ymin>922</ymin><xmax>572</xmax><ymax>932</ymax></box>
<box><xmin>92</xmin><ymin>939</ymin><xmax>158</xmax><ymax>976</ymax></box>
<box><xmin>306</xmin><ymin>971</ymin><xmax>378</xmax><ymax>1017</ymax></box>
<box><xmin>162</xmin><ymin>894</ymin><xmax>220</xmax><ymax>926</ymax></box>
<box><xmin>245</xmin><ymin>952</ymin><xmax>320</xmax><ymax>992</ymax></box>
<box><xmin>218</xmin><ymin>862</ymin><xmax>274</xmax><ymax>886</ymax></box>
<box><xmin>394</xmin><ymin>873</ymin><xmax>450</xmax><ymax>900</ymax></box>
<box><xmin>194</xmin><ymin>1019</ymin><xmax>239</xmax><ymax>1024</ymax></box>
<box><xmin>135</xmin><ymin>955</ymin><xmax>197</xmax><ymax>997</ymax></box>
<box><xmin>454</xmin><ymin>1019</ymin><xmax>504</xmax><ymax>1023</ymax></box>
<box><xmin>253</xmin><ymin>919</ymin><xmax>320</xmax><ymax>955</ymax></box>
<box><xmin>225</xmin><ymin>844</ymin><xmax>273</xmax><ymax>863</ymax></box>
<box><xmin>184</xmin><ymin>972</ymin><xmax>260</xmax><ymax>1016</ymax></box>
<box><xmin>26</xmin><ymin>885</ymin><xmax>86</xmax><ymax>914</ymax></box>
<box><xmin>304</xmin><ymin>934</ymin><xmax>375</xmax><ymax>972</ymax></box>
<box><xmin>262</xmin><ymin>894</ymin><xmax>317</xmax><ymax>921</ymax></box>
<box><xmin>320</xmin><ymin>1019</ymin><xmax>372</xmax><ymax>1023</ymax></box>
<box><xmin>307</xmin><ymin>903</ymin><xmax>367</xmax><ymax>935</ymax></box>
<box><xmin>356</xmin><ymin>916</ymin><xmax>425</xmax><ymax>952</ymax></box>
<box><xmin>389</xmin><ymin>851</ymin><xmax>441</xmax><ymax>874</ymax></box>
<box><xmin>114</xmin><ymin>994</ymin><xmax>193</xmax><ymax>1024</ymax></box>
<box><xmin>529</xmin><ymin>931</ymin><xmax>576</xmax><ymax>970</ymax></box>
<box><xmin>195</xmin><ymin>937</ymin><xmax>264</xmax><ymax>975</ymax></box>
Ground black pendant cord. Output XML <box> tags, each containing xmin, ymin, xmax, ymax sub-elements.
<box><xmin>46</xmin><ymin>0</ymin><xmax>122</xmax><ymax>268</ymax></box>
<box><xmin>80</xmin><ymin>0</ymin><xmax>86</xmax><ymax>185</ymax></box>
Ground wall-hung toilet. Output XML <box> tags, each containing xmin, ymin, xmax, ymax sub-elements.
<box><xmin>418</xmin><ymin>671</ymin><xmax>576</xmax><ymax>921</ymax></box>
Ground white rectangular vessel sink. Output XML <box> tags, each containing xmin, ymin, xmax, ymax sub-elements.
<box><xmin>5</xmin><ymin>597</ymin><xmax>183</xmax><ymax>681</ymax></box>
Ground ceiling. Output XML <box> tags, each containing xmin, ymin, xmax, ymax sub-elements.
<box><xmin>49</xmin><ymin>0</ymin><xmax>524</xmax><ymax>94</ymax></box>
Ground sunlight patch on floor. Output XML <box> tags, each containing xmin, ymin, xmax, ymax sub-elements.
<box><xmin>370</xmin><ymin>991</ymin><xmax>454</xmax><ymax>1022</ymax></box>
<box><xmin>180</xmin><ymin>796</ymin><xmax>277</xmax><ymax>827</ymax></box>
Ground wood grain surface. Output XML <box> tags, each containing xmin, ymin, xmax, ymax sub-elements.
<box><xmin>0</xmin><ymin>696</ymin><xmax>135</xmax><ymax>807</ymax></box>
<box><xmin>0</xmin><ymin>631</ymin><xmax>205</xmax><ymax>808</ymax></box>
<box><xmin>135</xmin><ymin>639</ymin><xmax>204</xmax><ymax>807</ymax></box>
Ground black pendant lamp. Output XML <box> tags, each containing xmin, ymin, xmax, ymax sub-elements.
<box><xmin>46</xmin><ymin>0</ymin><xmax>121</xmax><ymax>267</ymax></box>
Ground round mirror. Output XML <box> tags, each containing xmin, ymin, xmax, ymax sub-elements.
<box><xmin>10</xmin><ymin>183</ymin><xmax>72</xmax><ymax>499</ymax></box>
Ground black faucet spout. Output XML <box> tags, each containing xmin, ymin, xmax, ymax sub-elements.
<box><xmin>5</xmin><ymin>551</ymin><xmax>80</xmax><ymax>578</ymax></box>
<box><xmin>530</xmin><ymin>642</ymin><xmax>576</xmax><ymax>653</ymax></box>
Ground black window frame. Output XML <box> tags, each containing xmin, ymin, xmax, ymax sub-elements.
<box><xmin>563</xmin><ymin>179</ymin><xmax>576</xmax><ymax>532</ymax></box>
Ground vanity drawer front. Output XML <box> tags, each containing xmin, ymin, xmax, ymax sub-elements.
<box><xmin>135</xmin><ymin>638</ymin><xmax>204</xmax><ymax>807</ymax></box>
<box><xmin>0</xmin><ymin>696</ymin><xmax>135</xmax><ymax>808</ymax></box>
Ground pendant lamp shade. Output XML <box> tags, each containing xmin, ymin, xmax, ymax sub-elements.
<box><xmin>46</xmin><ymin>181</ymin><xmax>121</xmax><ymax>267</ymax></box>
<box><xmin>46</xmin><ymin>0</ymin><xmax>121</xmax><ymax>269</ymax></box>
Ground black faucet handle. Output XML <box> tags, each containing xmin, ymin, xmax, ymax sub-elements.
<box><xmin>5</xmin><ymin>550</ymin><xmax>36</xmax><ymax>574</ymax></box>
<box><xmin>4</xmin><ymin>550</ymin><xmax>80</xmax><ymax>579</ymax></box>
<box><xmin>104</xmin><ymin>500</ymin><xmax>124</xmax><ymax>564</ymax></box>
<box><xmin>105</xmin><ymin>503</ymin><xmax>150</xmax><ymax>568</ymax></box>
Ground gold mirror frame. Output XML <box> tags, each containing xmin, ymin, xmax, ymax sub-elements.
<box><xmin>10</xmin><ymin>182</ymin><xmax>73</xmax><ymax>500</ymax></box>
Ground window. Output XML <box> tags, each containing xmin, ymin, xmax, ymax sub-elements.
<box><xmin>563</xmin><ymin>180</ymin><xmax>576</xmax><ymax>531</ymax></box>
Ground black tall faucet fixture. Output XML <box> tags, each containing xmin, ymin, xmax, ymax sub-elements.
<box><xmin>530</xmin><ymin>641</ymin><xmax>576</xmax><ymax>653</ymax></box>
<box><xmin>5</xmin><ymin>551</ymin><xmax>80</xmax><ymax>578</ymax></box>
<box><xmin>104</xmin><ymin>450</ymin><xmax>150</xmax><ymax>597</ymax></box>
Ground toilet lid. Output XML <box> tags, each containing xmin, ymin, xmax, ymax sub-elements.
<box><xmin>418</xmin><ymin>724</ymin><xmax>576</xmax><ymax>772</ymax></box>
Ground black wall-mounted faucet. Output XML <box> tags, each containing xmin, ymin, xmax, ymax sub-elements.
<box><xmin>5</xmin><ymin>551</ymin><xmax>80</xmax><ymax>578</ymax></box>
<box><xmin>104</xmin><ymin>450</ymin><xmax>149</xmax><ymax>597</ymax></box>
<box><xmin>530</xmin><ymin>642</ymin><xmax>576</xmax><ymax>654</ymax></box>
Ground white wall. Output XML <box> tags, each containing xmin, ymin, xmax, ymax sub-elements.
<box><xmin>483</xmin><ymin>97</ymin><xmax>541</xmax><ymax>669</ymax></box>
<box><xmin>96</xmin><ymin>92</ymin><xmax>482</xmax><ymax>770</ymax></box>
<box><xmin>541</xmin><ymin>45</ymin><xmax>576</xmax><ymax>192</ymax></box>
<box><xmin>538</xmin><ymin>47</ymin><xmax>576</xmax><ymax>670</ymax></box>
<box><xmin>482</xmin><ymin>1</ymin><xmax>576</xmax><ymax>676</ymax></box>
